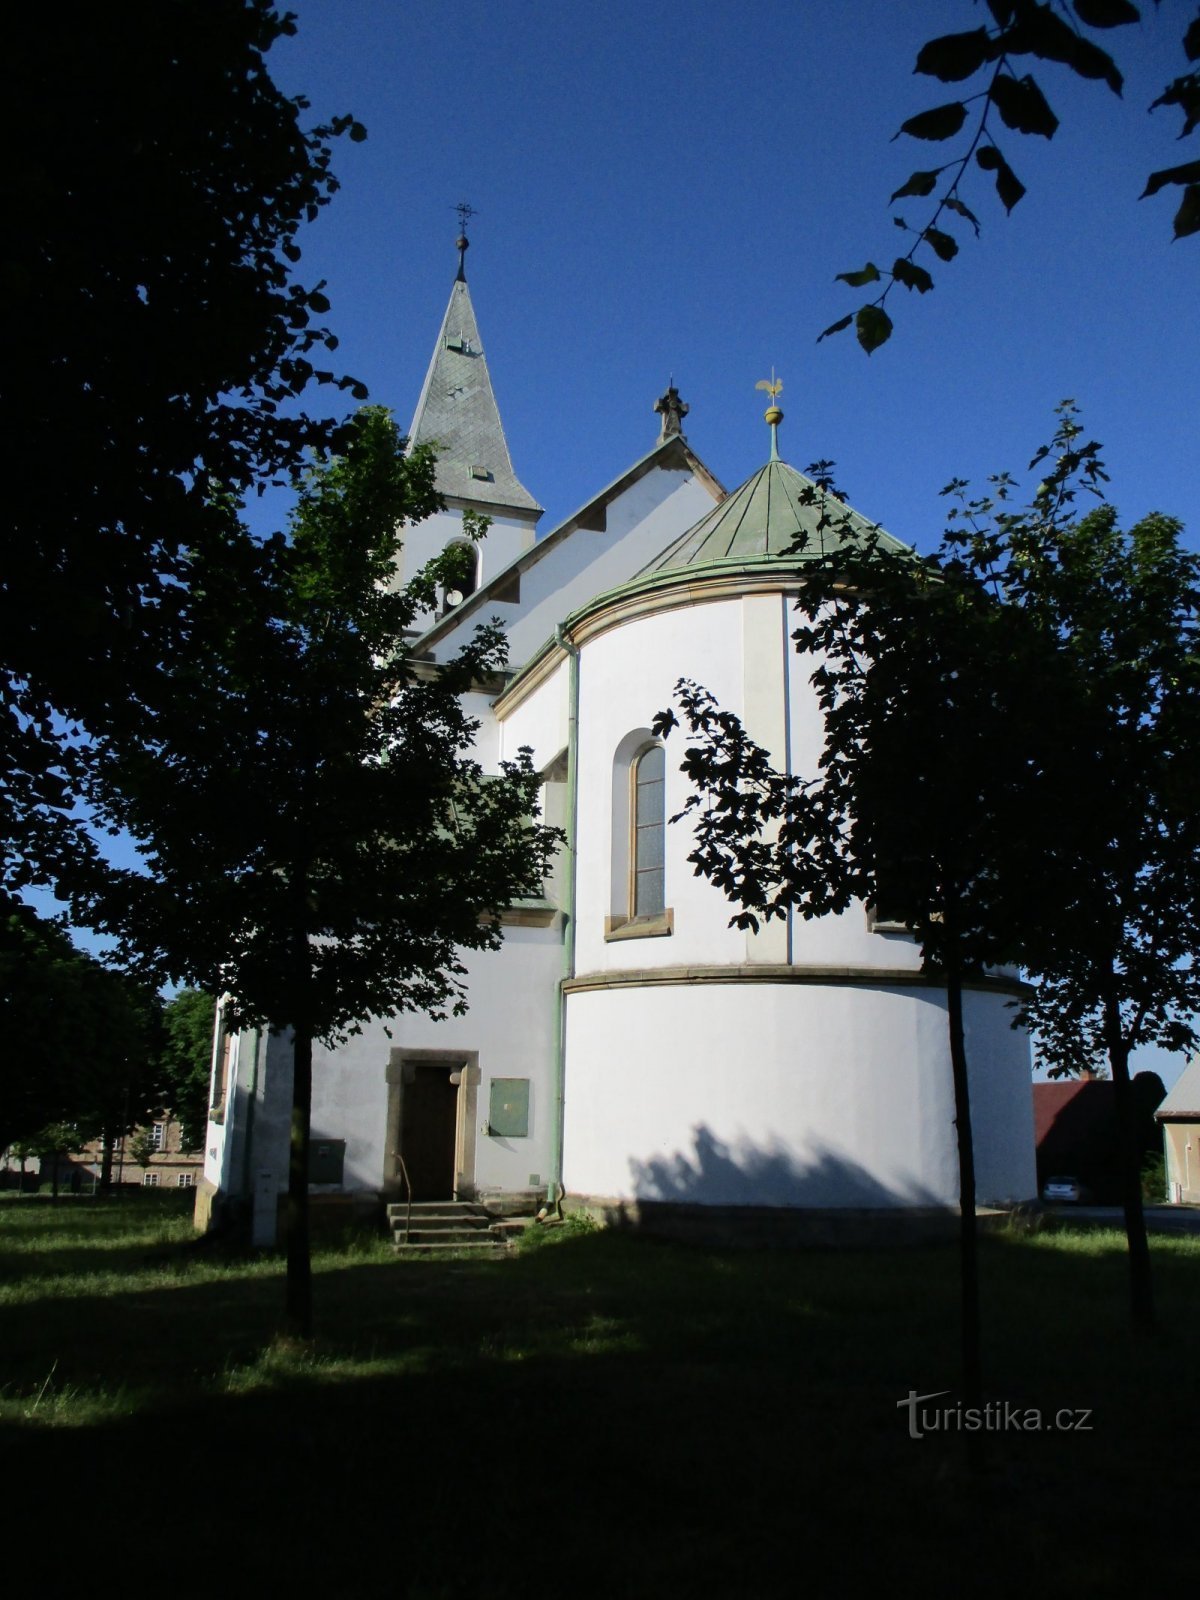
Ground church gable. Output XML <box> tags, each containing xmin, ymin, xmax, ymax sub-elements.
<box><xmin>414</xmin><ymin>430</ymin><xmax>725</xmax><ymax>672</ymax></box>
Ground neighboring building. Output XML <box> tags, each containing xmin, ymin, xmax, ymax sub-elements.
<box><xmin>1033</xmin><ymin>1072</ymin><xmax>1166</xmax><ymax>1202</ymax></box>
<box><xmin>1157</xmin><ymin>1057</ymin><xmax>1200</xmax><ymax>1204</ymax></box>
<box><xmin>2</xmin><ymin>1114</ymin><xmax>202</xmax><ymax>1193</ymax></box>
<box><xmin>196</xmin><ymin>233</ymin><xmax>1039</xmax><ymax>1245</ymax></box>
<box><xmin>82</xmin><ymin>1114</ymin><xmax>204</xmax><ymax>1191</ymax></box>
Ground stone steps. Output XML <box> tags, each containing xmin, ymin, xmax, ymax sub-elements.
<box><xmin>388</xmin><ymin>1200</ymin><xmax>509</xmax><ymax>1256</ymax></box>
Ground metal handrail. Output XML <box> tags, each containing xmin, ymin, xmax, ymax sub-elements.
<box><xmin>395</xmin><ymin>1153</ymin><xmax>414</xmax><ymax>1244</ymax></box>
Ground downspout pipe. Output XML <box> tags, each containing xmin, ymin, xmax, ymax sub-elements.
<box><xmin>549</xmin><ymin>622</ymin><xmax>580</xmax><ymax>1212</ymax></box>
<box><xmin>238</xmin><ymin>1026</ymin><xmax>261</xmax><ymax>1226</ymax></box>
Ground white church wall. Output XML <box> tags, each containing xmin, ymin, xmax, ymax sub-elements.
<box><xmin>961</xmin><ymin>990</ymin><xmax>1038</xmax><ymax>1203</ymax></box>
<box><xmin>572</xmin><ymin>599</ymin><xmax>749</xmax><ymax>975</ymax></box>
<box><xmin>308</xmin><ymin>923</ymin><xmax>563</xmax><ymax>1197</ymax></box>
<box><xmin>398</xmin><ymin>504</ymin><xmax>535</xmax><ymax>594</ymax></box>
<box><xmin>459</xmin><ymin>691</ymin><xmax>499</xmax><ymax>768</ymax></box>
<box><xmin>497</xmin><ymin>656</ymin><xmax>569</xmax><ymax>773</ymax></box>
<box><xmin>429</xmin><ymin>466</ymin><xmax>717</xmax><ymax>672</ymax></box>
<box><xmin>562</xmin><ymin>981</ymin><xmax>1034</xmax><ymax>1209</ymax></box>
<box><xmin>502</xmin><ymin>470</ymin><xmax>715</xmax><ymax>669</ymax></box>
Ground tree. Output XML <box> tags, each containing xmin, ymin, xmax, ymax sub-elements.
<box><xmin>941</xmin><ymin>411</ymin><xmax>1200</xmax><ymax>1329</ymax></box>
<box><xmin>87</xmin><ymin>408</ymin><xmax>559</xmax><ymax>1336</ymax></box>
<box><xmin>3</xmin><ymin>3</ymin><xmax>368</xmax><ymax>899</ymax></box>
<box><xmin>0</xmin><ymin>905</ymin><xmax>161</xmax><ymax>1164</ymax></box>
<box><xmin>822</xmin><ymin>0</ymin><xmax>1200</xmax><ymax>353</ymax></box>
<box><xmin>655</xmin><ymin>470</ymin><xmax>1078</xmax><ymax>1411</ymax></box>
<box><xmin>128</xmin><ymin>1129</ymin><xmax>159</xmax><ymax>1178</ymax></box>
<box><xmin>158</xmin><ymin>991</ymin><xmax>219</xmax><ymax>1155</ymax></box>
<box><xmin>658</xmin><ymin>407</ymin><xmax>1200</xmax><ymax>1342</ymax></box>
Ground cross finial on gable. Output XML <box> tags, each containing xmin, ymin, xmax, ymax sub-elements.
<box><xmin>654</xmin><ymin>383</ymin><xmax>689</xmax><ymax>442</ymax></box>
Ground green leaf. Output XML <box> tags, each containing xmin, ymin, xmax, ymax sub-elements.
<box><xmin>836</xmin><ymin>263</ymin><xmax>882</xmax><ymax>287</ymax></box>
<box><xmin>914</xmin><ymin>28</ymin><xmax>995</xmax><ymax>82</ymax></box>
<box><xmin>1173</xmin><ymin>184</ymin><xmax>1200</xmax><ymax>239</ymax></box>
<box><xmin>817</xmin><ymin>313</ymin><xmax>854</xmax><ymax>342</ymax></box>
<box><xmin>1072</xmin><ymin>0</ymin><xmax>1139</xmax><ymax>27</ymax></box>
<box><xmin>944</xmin><ymin>197</ymin><xmax>981</xmax><ymax>235</ymax></box>
<box><xmin>892</xmin><ymin>258</ymin><xmax>935</xmax><ymax>293</ymax></box>
<box><xmin>1140</xmin><ymin>159</ymin><xmax>1200</xmax><ymax>199</ymax></box>
<box><xmin>1149</xmin><ymin>75</ymin><xmax>1200</xmax><ymax>139</ymax></box>
<box><xmin>349</xmin><ymin>120</ymin><xmax>368</xmax><ymax>142</ymax></box>
<box><xmin>855</xmin><ymin>305</ymin><xmax>893</xmax><ymax>355</ymax></box>
<box><xmin>1004</xmin><ymin>6</ymin><xmax>1123</xmax><ymax>95</ymax></box>
<box><xmin>896</xmin><ymin>102</ymin><xmax>968</xmax><ymax>142</ymax></box>
<box><xmin>890</xmin><ymin>169</ymin><xmax>940</xmax><ymax>202</ymax></box>
<box><xmin>977</xmin><ymin>146</ymin><xmax>1026</xmax><ymax>211</ymax></box>
<box><xmin>1186</xmin><ymin>17</ymin><xmax>1200</xmax><ymax>62</ymax></box>
<box><xmin>988</xmin><ymin>73</ymin><xmax>1059</xmax><ymax>137</ymax></box>
<box><xmin>893</xmin><ymin>215</ymin><xmax>911</xmax><ymax>230</ymax></box>
<box><xmin>923</xmin><ymin>226</ymin><xmax>959</xmax><ymax>262</ymax></box>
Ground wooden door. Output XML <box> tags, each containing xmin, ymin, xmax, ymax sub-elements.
<box><xmin>399</xmin><ymin>1063</ymin><xmax>460</xmax><ymax>1200</ymax></box>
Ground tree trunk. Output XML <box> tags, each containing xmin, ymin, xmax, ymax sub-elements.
<box><xmin>946</xmin><ymin>952</ymin><xmax>982</xmax><ymax>1414</ymax></box>
<box><xmin>1103</xmin><ymin>992</ymin><xmax>1155</xmax><ymax>1333</ymax></box>
<box><xmin>285</xmin><ymin>1023</ymin><xmax>313</xmax><ymax>1340</ymax></box>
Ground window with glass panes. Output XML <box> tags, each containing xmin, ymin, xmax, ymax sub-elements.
<box><xmin>632</xmin><ymin>745</ymin><xmax>665</xmax><ymax>917</ymax></box>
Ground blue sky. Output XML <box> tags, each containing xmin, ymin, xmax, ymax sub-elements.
<box><xmin>269</xmin><ymin>0</ymin><xmax>1197</xmax><ymax>553</ymax></box>
<box><xmin>259</xmin><ymin>1</ymin><xmax>1197</xmax><ymax>1088</ymax></box>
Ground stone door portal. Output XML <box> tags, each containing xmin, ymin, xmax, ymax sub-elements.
<box><xmin>386</xmin><ymin>1050</ymin><xmax>480</xmax><ymax>1203</ymax></box>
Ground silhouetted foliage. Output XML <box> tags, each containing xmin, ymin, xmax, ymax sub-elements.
<box><xmin>0</xmin><ymin>906</ymin><xmax>161</xmax><ymax>1158</ymax></box>
<box><xmin>822</xmin><ymin>1</ymin><xmax>1200</xmax><ymax>351</ymax></box>
<box><xmin>658</xmin><ymin>405</ymin><xmax>1200</xmax><ymax>1337</ymax></box>
<box><xmin>3</xmin><ymin>3</ymin><xmax>367</xmax><ymax>898</ymax></box>
<box><xmin>158</xmin><ymin>990</ymin><xmax>219</xmax><ymax>1153</ymax></box>
<box><xmin>85</xmin><ymin>408</ymin><xmax>560</xmax><ymax>1335</ymax></box>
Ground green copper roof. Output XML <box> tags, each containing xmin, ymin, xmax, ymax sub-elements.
<box><xmin>638</xmin><ymin>456</ymin><xmax>909</xmax><ymax>576</ymax></box>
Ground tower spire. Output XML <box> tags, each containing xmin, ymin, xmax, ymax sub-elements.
<box><xmin>407</xmin><ymin>219</ymin><xmax>542</xmax><ymax>519</ymax></box>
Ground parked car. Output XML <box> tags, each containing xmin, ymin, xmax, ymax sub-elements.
<box><xmin>1042</xmin><ymin>1175</ymin><xmax>1088</xmax><ymax>1204</ymax></box>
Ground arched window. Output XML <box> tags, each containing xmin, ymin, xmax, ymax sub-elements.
<box><xmin>631</xmin><ymin>743</ymin><xmax>665</xmax><ymax>918</ymax></box>
<box><xmin>607</xmin><ymin>731</ymin><xmax>672</xmax><ymax>939</ymax></box>
<box><xmin>441</xmin><ymin>540</ymin><xmax>479</xmax><ymax>613</ymax></box>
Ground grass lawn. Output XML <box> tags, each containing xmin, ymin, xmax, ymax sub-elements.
<box><xmin>1</xmin><ymin>1193</ymin><xmax>1196</xmax><ymax>1597</ymax></box>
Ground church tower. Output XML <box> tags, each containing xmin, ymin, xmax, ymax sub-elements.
<box><xmin>396</xmin><ymin>219</ymin><xmax>541</xmax><ymax>618</ymax></box>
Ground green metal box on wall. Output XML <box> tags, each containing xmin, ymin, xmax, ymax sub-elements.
<box><xmin>488</xmin><ymin>1078</ymin><xmax>530</xmax><ymax>1138</ymax></box>
<box><xmin>308</xmin><ymin>1139</ymin><xmax>345</xmax><ymax>1185</ymax></box>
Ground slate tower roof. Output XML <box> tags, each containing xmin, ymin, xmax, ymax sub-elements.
<box><xmin>407</xmin><ymin>246</ymin><xmax>542</xmax><ymax>517</ymax></box>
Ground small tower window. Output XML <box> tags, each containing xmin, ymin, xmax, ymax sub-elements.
<box><xmin>441</xmin><ymin>541</ymin><xmax>480</xmax><ymax>614</ymax></box>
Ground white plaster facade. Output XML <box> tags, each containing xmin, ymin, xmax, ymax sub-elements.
<box><xmin>197</xmin><ymin>253</ymin><xmax>1036</xmax><ymax>1239</ymax></box>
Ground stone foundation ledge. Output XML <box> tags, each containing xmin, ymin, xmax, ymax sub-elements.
<box><xmin>572</xmin><ymin>1196</ymin><xmax>1026</xmax><ymax>1249</ymax></box>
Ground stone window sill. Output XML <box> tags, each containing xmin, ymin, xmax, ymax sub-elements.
<box><xmin>604</xmin><ymin>908</ymin><xmax>674</xmax><ymax>942</ymax></box>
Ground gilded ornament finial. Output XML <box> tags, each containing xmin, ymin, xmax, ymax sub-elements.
<box><xmin>756</xmin><ymin>370</ymin><xmax>784</xmax><ymax>459</ymax></box>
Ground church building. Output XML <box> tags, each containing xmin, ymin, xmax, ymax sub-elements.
<box><xmin>197</xmin><ymin>234</ymin><xmax>1037</xmax><ymax>1244</ymax></box>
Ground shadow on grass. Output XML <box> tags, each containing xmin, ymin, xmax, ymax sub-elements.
<box><xmin>2</xmin><ymin>1228</ymin><xmax>1196</xmax><ymax>1597</ymax></box>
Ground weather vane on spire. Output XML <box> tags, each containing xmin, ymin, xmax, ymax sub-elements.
<box><xmin>755</xmin><ymin>370</ymin><xmax>784</xmax><ymax>460</ymax></box>
<box><xmin>453</xmin><ymin>201</ymin><xmax>477</xmax><ymax>281</ymax></box>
